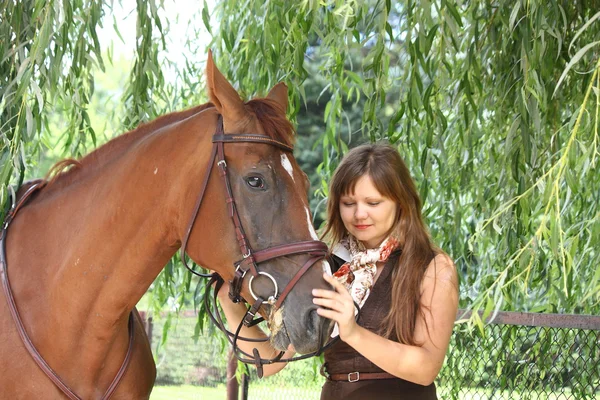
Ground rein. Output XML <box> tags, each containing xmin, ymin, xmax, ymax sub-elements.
<box><xmin>0</xmin><ymin>181</ymin><xmax>135</xmax><ymax>399</ymax></box>
<box><xmin>203</xmin><ymin>273</ymin><xmax>353</xmax><ymax>377</ymax></box>
<box><xmin>179</xmin><ymin>116</ymin><xmax>337</xmax><ymax>376</ymax></box>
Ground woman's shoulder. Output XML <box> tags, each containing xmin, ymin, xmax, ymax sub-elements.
<box><xmin>424</xmin><ymin>252</ymin><xmax>458</xmax><ymax>285</ymax></box>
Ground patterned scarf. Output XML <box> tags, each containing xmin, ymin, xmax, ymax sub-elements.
<box><xmin>330</xmin><ymin>234</ymin><xmax>399</xmax><ymax>337</ymax></box>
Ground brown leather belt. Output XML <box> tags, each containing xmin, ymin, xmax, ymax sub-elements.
<box><xmin>328</xmin><ymin>372</ymin><xmax>396</xmax><ymax>382</ymax></box>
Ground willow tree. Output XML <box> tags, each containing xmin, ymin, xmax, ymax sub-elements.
<box><xmin>0</xmin><ymin>0</ymin><xmax>191</xmax><ymax>312</ymax></box>
<box><xmin>2</xmin><ymin>0</ymin><xmax>599</xmax><ymax>319</ymax></box>
<box><xmin>1</xmin><ymin>1</ymin><xmax>169</xmax><ymax>204</ymax></box>
<box><xmin>206</xmin><ymin>0</ymin><xmax>600</xmax><ymax>317</ymax></box>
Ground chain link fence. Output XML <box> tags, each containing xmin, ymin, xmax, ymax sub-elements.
<box><xmin>437</xmin><ymin>311</ymin><xmax>600</xmax><ymax>399</ymax></box>
<box><xmin>144</xmin><ymin>310</ymin><xmax>600</xmax><ymax>399</ymax></box>
<box><xmin>145</xmin><ymin>311</ymin><xmax>229</xmax><ymax>389</ymax></box>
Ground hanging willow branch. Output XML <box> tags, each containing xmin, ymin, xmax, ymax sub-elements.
<box><xmin>207</xmin><ymin>0</ymin><xmax>600</xmax><ymax>318</ymax></box>
<box><xmin>2</xmin><ymin>0</ymin><xmax>599</xmax><ymax>323</ymax></box>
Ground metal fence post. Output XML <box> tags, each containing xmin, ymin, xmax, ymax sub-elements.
<box><xmin>241</xmin><ymin>369</ymin><xmax>249</xmax><ymax>400</ymax></box>
<box><xmin>227</xmin><ymin>348</ymin><xmax>239</xmax><ymax>400</ymax></box>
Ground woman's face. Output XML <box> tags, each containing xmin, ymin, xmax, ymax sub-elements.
<box><xmin>339</xmin><ymin>174</ymin><xmax>397</xmax><ymax>249</ymax></box>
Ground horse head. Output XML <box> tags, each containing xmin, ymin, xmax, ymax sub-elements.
<box><xmin>181</xmin><ymin>51</ymin><xmax>334</xmax><ymax>354</ymax></box>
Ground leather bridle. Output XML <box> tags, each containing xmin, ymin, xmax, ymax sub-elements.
<box><xmin>0</xmin><ymin>114</ymin><xmax>335</xmax><ymax>394</ymax></box>
<box><xmin>179</xmin><ymin>116</ymin><xmax>340</xmax><ymax>376</ymax></box>
<box><xmin>0</xmin><ymin>181</ymin><xmax>135</xmax><ymax>400</ymax></box>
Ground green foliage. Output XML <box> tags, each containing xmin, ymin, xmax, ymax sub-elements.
<box><xmin>207</xmin><ymin>0</ymin><xmax>600</xmax><ymax>316</ymax></box>
<box><xmin>120</xmin><ymin>0</ymin><xmax>168</xmax><ymax>130</ymax></box>
<box><xmin>2</xmin><ymin>1</ymin><xmax>599</xmax><ymax>335</ymax></box>
<box><xmin>1</xmin><ymin>0</ymin><xmax>105</xmax><ymax>219</ymax></box>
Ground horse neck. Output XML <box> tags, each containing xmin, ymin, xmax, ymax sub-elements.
<box><xmin>10</xmin><ymin>109</ymin><xmax>216</xmax><ymax>334</ymax></box>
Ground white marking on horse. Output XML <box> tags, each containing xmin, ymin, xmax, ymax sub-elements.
<box><xmin>154</xmin><ymin>167</ymin><xmax>158</xmax><ymax>174</ymax></box>
<box><xmin>280</xmin><ymin>154</ymin><xmax>295</xmax><ymax>182</ymax></box>
<box><xmin>304</xmin><ymin>207</ymin><xmax>330</xmax><ymax>275</ymax></box>
<box><xmin>305</xmin><ymin>207</ymin><xmax>319</xmax><ymax>240</ymax></box>
<box><xmin>322</xmin><ymin>260</ymin><xmax>332</xmax><ymax>275</ymax></box>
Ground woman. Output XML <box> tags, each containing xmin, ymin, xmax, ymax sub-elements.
<box><xmin>217</xmin><ymin>143</ymin><xmax>458</xmax><ymax>399</ymax></box>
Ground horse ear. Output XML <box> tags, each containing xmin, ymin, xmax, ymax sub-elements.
<box><xmin>206</xmin><ymin>50</ymin><xmax>248</xmax><ymax>121</ymax></box>
<box><xmin>266</xmin><ymin>82</ymin><xmax>289</xmax><ymax>113</ymax></box>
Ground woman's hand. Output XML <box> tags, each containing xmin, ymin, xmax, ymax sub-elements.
<box><xmin>312</xmin><ymin>273</ymin><xmax>359</xmax><ymax>342</ymax></box>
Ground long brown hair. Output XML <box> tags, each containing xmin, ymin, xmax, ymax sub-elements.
<box><xmin>322</xmin><ymin>143</ymin><xmax>435</xmax><ymax>345</ymax></box>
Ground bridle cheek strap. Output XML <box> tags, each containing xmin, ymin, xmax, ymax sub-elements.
<box><xmin>180</xmin><ymin>115</ymin><xmax>329</xmax><ymax>307</ymax></box>
<box><xmin>275</xmin><ymin>254</ymin><xmax>324</xmax><ymax>309</ymax></box>
<box><xmin>179</xmin><ymin>115</ymin><xmax>332</xmax><ymax>370</ymax></box>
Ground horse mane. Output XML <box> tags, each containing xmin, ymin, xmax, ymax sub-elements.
<box><xmin>42</xmin><ymin>103</ymin><xmax>214</xmax><ymax>189</ymax></box>
<box><xmin>246</xmin><ymin>98</ymin><xmax>296</xmax><ymax>147</ymax></box>
<box><xmin>41</xmin><ymin>96</ymin><xmax>294</xmax><ymax>190</ymax></box>
<box><xmin>44</xmin><ymin>159</ymin><xmax>82</xmax><ymax>186</ymax></box>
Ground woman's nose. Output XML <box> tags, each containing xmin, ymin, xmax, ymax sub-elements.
<box><xmin>354</xmin><ymin>204</ymin><xmax>368</xmax><ymax>219</ymax></box>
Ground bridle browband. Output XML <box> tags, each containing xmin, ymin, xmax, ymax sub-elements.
<box><xmin>0</xmin><ymin>181</ymin><xmax>135</xmax><ymax>400</ymax></box>
<box><xmin>179</xmin><ymin>115</ymin><xmax>342</xmax><ymax>376</ymax></box>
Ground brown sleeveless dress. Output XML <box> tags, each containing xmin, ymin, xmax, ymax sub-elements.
<box><xmin>320</xmin><ymin>254</ymin><xmax>437</xmax><ymax>400</ymax></box>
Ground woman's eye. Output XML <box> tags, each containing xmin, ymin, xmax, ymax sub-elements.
<box><xmin>368</xmin><ymin>202</ymin><xmax>381</xmax><ymax>206</ymax></box>
<box><xmin>342</xmin><ymin>202</ymin><xmax>355</xmax><ymax>206</ymax></box>
<box><xmin>246</xmin><ymin>176</ymin><xmax>265</xmax><ymax>189</ymax></box>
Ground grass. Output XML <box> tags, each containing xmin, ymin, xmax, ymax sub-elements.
<box><xmin>150</xmin><ymin>385</ymin><xmax>226</xmax><ymax>400</ymax></box>
<box><xmin>149</xmin><ymin>384</ymin><xmax>323</xmax><ymax>400</ymax></box>
<box><xmin>247</xmin><ymin>385</ymin><xmax>323</xmax><ymax>400</ymax></box>
<box><xmin>150</xmin><ymin>384</ymin><xmax>600</xmax><ymax>400</ymax></box>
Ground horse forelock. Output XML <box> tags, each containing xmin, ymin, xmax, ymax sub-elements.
<box><xmin>245</xmin><ymin>98</ymin><xmax>295</xmax><ymax>148</ymax></box>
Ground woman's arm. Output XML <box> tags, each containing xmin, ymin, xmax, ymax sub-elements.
<box><xmin>215</xmin><ymin>280</ymin><xmax>295</xmax><ymax>377</ymax></box>
<box><xmin>312</xmin><ymin>253</ymin><xmax>458</xmax><ymax>386</ymax></box>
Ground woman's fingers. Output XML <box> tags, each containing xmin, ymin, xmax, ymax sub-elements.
<box><xmin>313</xmin><ymin>297</ymin><xmax>342</xmax><ymax>310</ymax></box>
<box><xmin>312</xmin><ymin>288</ymin><xmax>336</xmax><ymax>298</ymax></box>
<box><xmin>315</xmin><ymin>307</ymin><xmax>339</xmax><ymax>319</ymax></box>
<box><xmin>322</xmin><ymin>272</ymin><xmax>344</xmax><ymax>290</ymax></box>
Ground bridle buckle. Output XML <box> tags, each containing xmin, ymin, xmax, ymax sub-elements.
<box><xmin>234</xmin><ymin>264</ymin><xmax>248</xmax><ymax>279</ymax></box>
<box><xmin>348</xmin><ymin>372</ymin><xmax>360</xmax><ymax>382</ymax></box>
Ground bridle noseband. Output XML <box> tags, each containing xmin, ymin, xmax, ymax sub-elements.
<box><xmin>179</xmin><ymin>115</ymin><xmax>342</xmax><ymax>376</ymax></box>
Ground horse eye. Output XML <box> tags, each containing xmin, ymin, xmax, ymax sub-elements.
<box><xmin>246</xmin><ymin>176</ymin><xmax>265</xmax><ymax>189</ymax></box>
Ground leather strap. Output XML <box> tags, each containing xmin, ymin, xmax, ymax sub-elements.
<box><xmin>238</xmin><ymin>241</ymin><xmax>328</xmax><ymax>267</ymax></box>
<box><xmin>275</xmin><ymin>254</ymin><xmax>324</xmax><ymax>308</ymax></box>
<box><xmin>328</xmin><ymin>372</ymin><xmax>397</xmax><ymax>382</ymax></box>
<box><xmin>179</xmin><ymin>141</ymin><xmax>219</xmax><ymax>278</ymax></box>
<box><xmin>213</xmin><ymin>134</ymin><xmax>294</xmax><ymax>152</ymax></box>
<box><xmin>1</xmin><ymin>180</ymin><xmax>47</xmax><ymax>230</ymax></box>
<box><xmin>182</xmin><ymin>115</ymin><xmax>334</xmax><ymax>368</ymax></box>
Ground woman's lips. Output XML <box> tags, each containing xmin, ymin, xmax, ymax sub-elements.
<box><xmin>354</xmin><ymin>224</ymin><xmax>371</xmax><ymax>230</ymax></box>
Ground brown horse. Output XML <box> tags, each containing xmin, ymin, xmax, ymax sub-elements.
<box><xmin>0</xmin><ymin>52</ymin><xmax>332</xmax><ymax>399</ymax></box>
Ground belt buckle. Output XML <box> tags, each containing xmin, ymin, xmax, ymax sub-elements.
<box><xmin>348</xmin><ymin>372</ymin><xmax>360</xmax><ymax>382</ymax></box>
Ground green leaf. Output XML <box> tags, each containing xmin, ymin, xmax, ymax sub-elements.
<box><xmin>202</xmin><ymin>1</ymin><xmax>212</xmax><ymax>34</ymax></box>
<box><xmin>444</xmin><ymin>0</ymin><xmax>463</xmax><ymax>28</ymax></box>
<box><xmin>553</xmin><ymin>41</ymin><xmax>600</xmax><ymax>97</ymax></box>
<box><xmin>509</xmin><ymin>2</ymin><xmax>521</xmax><ymax>32</ymax></box>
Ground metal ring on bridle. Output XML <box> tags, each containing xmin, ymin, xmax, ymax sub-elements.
<box><xmin>248</xmin><ymin>272</ymin><xmax>279</xmax><ymax>305</ymax></box>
